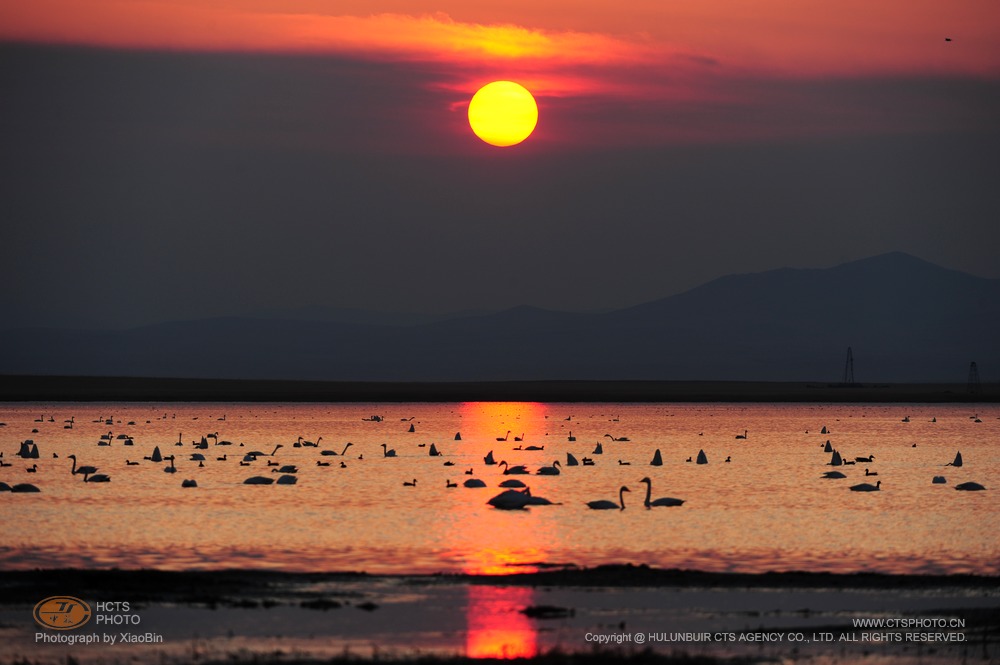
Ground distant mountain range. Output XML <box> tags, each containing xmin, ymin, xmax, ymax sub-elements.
<box><xmin>2</xmin><ymin>252</ymin><xmax>997</xmax><ymax>382</ymax></box>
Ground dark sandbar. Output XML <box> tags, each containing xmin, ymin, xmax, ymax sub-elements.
<box><xmin>2</xmin><ymin>374</ymin><xmax>996</xmax><ymax>402</ymax></box>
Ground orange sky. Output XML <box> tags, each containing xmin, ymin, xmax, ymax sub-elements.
<box><xmin>2</xmin><ymin>1</ymin><xmax>998</xmax><ymax>148</ymax></box>
<box><xmin>3</xmin><ymin>1</ymin><xmax>998</xmax><ymax>82</ymax></box>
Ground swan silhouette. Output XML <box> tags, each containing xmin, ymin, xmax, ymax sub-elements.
<box><xmin>587</xmin><ymin>486</ymin><xmax>629</xmax><ymax>510</ymax></box>
<box><xmin>856</xmin><ymin>455</ymin><xmax>874</xmax><ymax>463</ymax></box>
<box><xmin>83</xmin><ymin>471</ymin><xmax>111</xmax><ymax>483</ymax></box>
<box><xmin>639</xmin><ymin>477</ymin><xmax>684</xmax><ymax>507</ymax></box>
<box><xmin>446</xmin><ymin>480</ymin><xmax>457</xmax><ymax>488</ymax></box>
<box><xmin>496</xmin><ymin>430</ymin><xmax>511</xmax><ymax>442</ymax></box>
<box><xmin>381</xmin><ymin>443</ymin><xmax>397</xmax><ymax>458</ymax></box>
<box><xmin>865</xmin><ymin>468</ymin><xmax>878</xmax><ymax>476</ymax></box>
<box><xmin>536</xmin><ymin>460</ymin><xmax>561</xmax><ymax>475</ymax></box>
<box><xmin>403</xmin><ymin>479</ymin><xmax>417</xmax><ymax>487</ymax></box>
<box><xmin>487</xmin><ymin>488</ymin><xmax>531</xmax><ymax>510</ymax></box>
<box><xmin>850</xmin><ymin>481</ymin><xmax>881</xmax><ymax>491</ymax></box>
<box><xmin>163</xmin><ymin>456</ymin><xmax>177</xmax><ymax>473</ymax></box>
<box><xmin>955</xmin><ymin>481</ymin><xmax>986</xmax><ymax>491</ymax></box>
<box><xmin>568</xmin><ymin>432</ymin><xmax>576</xmax><ymax>442</ymax></box>
<box><xmin>822</xmin><ymin>471</ymin><xmax>847</xmax><ymax>479</ymax></box>
<box><xmin>499</xmin><ymin>461</ymin><xmax>529</xmax><ymax>475</ymax></box>
<box><xmin>275</xmin><ymin>474</ymin><xmax>298</xmax><ymax>485</ymax></box>
<box><xmin>735</xmin><ymin>430</ymin><xmax>747</xmax><ymax>440</ymax></box>
<box><xmin>244</xmin><ymin>476</ymin><xmax>273</xmax><ymax>485</ymax></box>
<box><xmin>499</xmin><ymin>479</ymin><xmax>527</xmax><ymax>488</ymax></box>
<box><xmin>181</xmin><ymin>479</ymin><xmax>197</xmax><ymax>488</ymax></box>
<box><xmin>566</xmin><ymin>452</ymin><xmax>579</xmax><ymax>466</ymax></box>
<box><xmin>68</xmin><ymin>455</ymin><xmax>98</xmax><ymax>476</ymax></box>
<box><xmin>484</xmin><ymin>450</ymin><xmax>496</xmax><ymax>465</ymax></box>
<box><xmin>463</xmin><ymin>478</ymin><xmax>487</xmax><ymax>488</ymax></box>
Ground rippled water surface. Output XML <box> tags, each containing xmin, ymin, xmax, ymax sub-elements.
<box><xmin>2</xmin><ymin>401</ymin><xmax>997</xmax><ymax>574</ymax></box>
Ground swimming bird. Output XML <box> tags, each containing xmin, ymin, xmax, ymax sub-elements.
<box><xmin>11</xmin><ymin>483</ymin><xmax>41</xmax><ymax>492</ymax></box>
<box><xmin>273</xmin><ymin>465</ymin><xmax>298</xmax><ymax>474</ymax></box>
<box><xmin>865</xmin><ymin>468</ymin><xmax>878</xmax><ymax>476</ymax></box>
<box><xmin>566</xmin><ymin>452</ymin><xmax>579</xmax><ymax>466</ymax></box>
<box><xmin>567</xmin><ymin>432</ymin><xmax>576</xmax><ymax>442</ymax></box>
<box><xmin>618</xmin><ymin>460</ymin><xmax>630</xmax><ymax>466</ymax></box>
<box><xmin>696</xmin><ymin>450</ymin><xmax>708</xmax><ymax>465</ymax></box>
<box><xmin>275</xmin><ymin>474</ymin><xmax>298</xmax><ymax>485</ymax></box>
<box><xmin>499</xmin><ymin>479</ymin><xmax>527</xmax><ymax>488</ymax></box>
<box><xmin>650</xmin><ymin>449</ymin><xmax>663</xmax><ymax>466</ymax></box>
<box><xmin>822</xmin><ymin>471</ymin><xmax>847</xmax><ymax>479</ymax></box>
<box><xmin>403</xmin><ymin>479</ymin><xmax>417</xmax><ymax>487</ymax></box>
<box><xmin>496</xmin><ymin>431</ymin><xmax>510</xmax><ymax>442</ymax></box>
<box><xmin>932</xmin><ymin>476</ymin><xmax>946</xmax><ymax>484</ymax></box>
<box><xmin>499</xmin><ymin>461</ymin><xmax>529</xmax><ymax>475</ymax></box>
<box><xmin>638</xmin><ymin>477</ymin><xmax>684</xmax><ymax>507</ymax></box>
<box><xmin>126</xmin><ymin>460</ymin><xmax>139</xmax><ymax>466</ymax></box>
<box><xmin>592</xmin><ymin>442</ymin><xmax>603</xmax><ymax>454</ymax></box>
<box><xmin>243</xmin><ymin>476</ymin><xmax>274</xmax><ymax>485</ymax></box>
<box><xmin>850</xmin><ymin>481</ymin><xmax>881</xmax><ymax>492</ymax></box>
<box><xmin>521</xmin><ymin>488</ymin><xmax>559</xmax><ymax>506</ymax></box>
<box><xmin>524</xmin><ymin>445</ymin><xmax>544</xmax><ymax>451</ymax></box>
<box><xmin>487</xmin><ymin>488</ymin><xmax>531</xmax><ymax>510</ymax></box>
<box><xmin>735</xmin><ymin>430</ymin><xmax>747</xmax><ymax>440</ymax></box>
<box><xmin>217</xmin><ymin>454</ymin><xmax>227</xmax><ymax>461</ymax></box>
<box><xmin>317</xmin><ymin>460</ymin><xmax>330</xmax><ymax>466</ymax></box>
<box><xmin>429</xmin><ymin>443</ymin><xmax>442</xmax><ymax>457</ymax></box>
<box><xmin>946</xmin><ymin>452</ymin><xmax>963</xmax><ymax>467</ymax></box>
<box><xmin>446</xmin><ymin>480</ymin><xmax>457</xmax><ymax>488</ymax></box>
<box><xmin>83</xmin><ymin>471</ymin><xmax>111</xmax><ymax>483</ymax></box>
<box><xmin>463</xmin><ymin>478</ymin><xmax>487</xmax><ymax>488</ymax></box>
<box><xmin>26</xmin><ymin>464</ymin><xmax>37</xmax><ymax>473</ymax></box>
<box><xmin>381</xmin><ymin>443</ymin><xmax>397</xmax><ymax>458</ymax></box>
<box><xmin>955</xmin><ymin>482</ymin><xmax>985</xmax><ymax>491</ymax></box>
<box><xmin>514</xmin><ymin>433</ymin><xmax>524</xmax><ymax>442</ymax></box>
<box><xmin>181</xmin><ymin>479</ymin><xmax>198</xmax><ymax>488</ymax></box>
<box><xmin>163</xmin><ymin>456</ymin><xmax>177</xmax><ymax>473</ymax></box>
<box><xmin>68</xmin><ymin>454</ymin><xmax>97</xmax><ymax>476</ymax></box>
<box><xmin>484</xmin><ymin>450</ymin><xmax>496</xmax><ymax>465</ymax></box>
<box><xmin>536</xmin><ymin>460</ymin><xmax>561</xmax><ymax>475</ymax></box>
<box><xmin>855</xmin><ymin>455</ymin><xmax>874</xmax><ymax>463</ymax></box>
<box><xmin>587</xmin><ymin>486</ymin><xmax>630</xmax><ymax>510</ymax></box>
<box><xmin>582</xmin><ymin>458</ymin><xmax>595</xmax><ymax>466</ymax></box>
<box><xmin>725</xmin><ymin>456</ymin><xmax>731</xmax><ymax>463</ymax></box>
<box><xmin>454</xmin><ymin>432</ymin><xmax>462</xmax><ymax>440</ymax></box>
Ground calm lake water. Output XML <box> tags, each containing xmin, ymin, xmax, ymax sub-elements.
<box><xmin>1</xmin><ymin>401</ymin><xmax>997</xmax><ymax>575</ymax></box>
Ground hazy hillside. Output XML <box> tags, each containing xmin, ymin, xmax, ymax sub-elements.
<box><xmin>1</xmin><ymin>252</ymin><xmax>996</xmax><ymax>382</ymax></box>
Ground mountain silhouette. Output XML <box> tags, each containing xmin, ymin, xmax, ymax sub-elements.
<box><xmin>1</xmin><ymin>252</ymin><xmax>996</xmax><ymax>382</ymax></box>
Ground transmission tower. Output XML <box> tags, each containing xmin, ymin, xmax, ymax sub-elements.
<box><xmin>843</xmin><ymin>346</ymin><xmax>855</xmax><ymax>385</ymax></box>
<box><xmin>967</xmin><ymin>361</ymin><xmax>981</xmax><ymax>395</ymax></box>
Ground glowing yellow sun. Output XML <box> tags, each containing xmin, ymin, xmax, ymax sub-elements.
<box><xmin>468</xmin><ymin>81</ymin><xmax>538</xmax><ymax>147</ymax></box>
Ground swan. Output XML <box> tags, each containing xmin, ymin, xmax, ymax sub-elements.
<box><xmin>566</xmin><ymin>452</ymin><xmax>579</xmax><ymax>466</ymax></box>
<box><xmin>587</xmin><ymin>486</ymin><xmax>629</xmax><ymax>510</ymax></box>
<box><xmin>525</xmin><ymin>445</ymin><xmax>544</xmax><ymax>451</ymax></box>
<box><xmin>273</xmin><ymin>465</ymin><xmax>298</xmax><ymax>474</ymax></box>
<box><xmin>403</xmin><ymin>479</ymin><xmax>417</xmax><ymax>487</ymax></box>
<box><xmin>822</xmin><ymin>471</ymin><xmax>847</xmax><ymax>479</ymax></box>
<box><xmin>567</xmin><ymin>432</ymin><xmax>576</xmax><ymax>442</ymax></box>
<box><xmin>865</xmin><ymin>468</ymin><xmax>878</xmax><ymax>476</ymax></box>
<box><xmin>850</xmin><ymin>481</ymin><xmax>881</xmax><ymax>492</ymax></box>
<box><xmin>463</xmin><ymin>478</ymin><xmax>487</xmax><ymax>488</ymax></box>
<box><xmin>499</xmin><ymin>461</ymin><xmax>529</xmax><ymax>475</ymax></box>
<box><xmin>946</xmin><ymin>452</ymin><xmax>963</xmax><ymax>467</ymax></box>
<box><xmin>487</xmin><ymin>488</ymin><xmax>531</xmax><ymax>510</ymax></box>
<box><xmin>446</xmin><ymin>480</ymin><xmax>457</xmax><ymax>488</ymax></box>
<box><xmin>26</xmin><ymin>464</ymin><xmax>37</xmax><ymax>473</ymax></box>
<box><xmin>181</xmin><ymin>479</ymin><xmax>198</xmax><ymax>488</ymax></box>
<box><xmin>455</xmin><ymin>432</ymin><xmax>462</xmax><ymax>440</ymax></box>
<box><xmin>650</xmin><ymin>449</ymin><xmax>663</xmax><ymax>466</ymax></box>
<box><xmin>244</xmin><ymin>476</ymin><xmax>274</xmax><ymax>485</ymax></box>
<box><xmin>829</xmin><ymin>451</ymin><xmax>843</xmax><ymax>466</ymax></box>
<box><xmin>592</xmin><ymin>442</ymin><xmax>603</xmax><ymax>454</ymax></box>
<box><xmin>499</xmin><ymin>479</ymin><xmax>527</xmax><ymax>488</ymax></box>
<box><xmin>638</xmin><ymin>477</ymin><xmax>684</xmax><ymax>507</ymax></box>
<box><xmin>381</xmin><ymin>443</ymin><xmax>397</xmax><ymax>458</ymax></box>
<box><xmin>725</xmin><ymin>456</ymin><xmax>731</xmax><ymax>463</ymax></box>
<box><xmin>150</xmin><ymin>446</ymin><xmax>163</xmax><ymax>463</ymax></box>
<box><xmin>521</xmin><ymin>488</ymin><xmax>559</xmax><ymax>506</ymax></box>
<box><xmin>190</xmin><ymin>453</ymin><xmax>205</xmax><ymax>461</ymax></box>
<box><xmin>696</xmin><ymin>450</ymin><xmax>708</xmax><ymax>464</ymax></box>
<box><xmin>465</xmin><ymin>468</ymin><xmax>474</xmax><ymax>475</ymax></box>
<box><xmin>217</xmin><ymin>454</ymin><xmax>227</xmax><ymax>461</ymax></box>
<box><xmin>855</xmin><ymin>455</ymin><xmax>874</xmax><ymax>463</ymax></box>
<box><xmin>484</xmin><ymin>450</ymin><xmax>496</xmax><ymax>465</ymax></box>
<box><xmin>68</xmin><ymin>454</ymin><xmax>98</xmax><ymax>476</ymax></box>
<box><xmin>514</xmin><ymin>433</ymin><xmax>524</xmax><ymax>442</ymax></box>
<box><xmin>955</xmin><ymin>482</ymin><xmax>986</xmax><ymax>491</ymax></box>
<box><xmin>163</xmin><ymin>456</ymin><xmax>177</xmax><ymax>473</ymax></box>
<box><xmin>735</xmin><ymin>430</ymin><xmax>747</xmax><ymax>440</ymax></box>
<box><xmin>275</xmin><ymin>474</ymin><xmax>298</xmax><ymax>485</ymax></box>
<box><xmin>824</xmin><ymin>440</ymin><xmax>833</xmax><ymax>453</ymax></box>
<box><xmin>429</xmin><ymin>443</ymin><xmax>442</xmax><ymax>456</ymax></box>
<box><xmin>317</xmin><ymin>460</ymin><xmax>330</xmax><ymax>466</ymax></box>
<box><xmin>11</xmin><ymin>483</ymin><xmax>41</xmax><ymax>493</ymax></box>
<box><xmin>126</xmin><ymin>460</ymin><xmax>139</xmax><ymax>466</ymax></box>
<box><xmin>83</xmin><ymin>471</ymin><xmax>111</xmax><ymax>483</ymax></box>
<box><xmin>931</xmin><ymin>476</ymin><xmax>946</xmax><ymax>484</ymax></box>
<box><xmin>0</xmin><ymin>482</ymin><xmax>11</xmax><ymax>491</ymax></box>
<box><xmin>408</xmin><ymin>424</ymin><xmax>415</xmax><ymax>432</ymax></box>
<box><xmin>496</xmin><ymin>430</ymin><xmax>511</xmax><ymax>442</ymax></box>
<box><xmin>582</xmin><ymin>458</ymin><xmax>595</xmax><ymax>466</ymax></box>
<box><xmin>536</xmin><ymin>460</ymin><xmax>561</xmax><ymax>475</ymax></box>
<box><xmin>618</xmin><ymin>460</ymin><xmax>630</xmax><ymax>466</ymax></box>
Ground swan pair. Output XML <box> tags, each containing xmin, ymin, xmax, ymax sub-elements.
<box><xmin>586</xmin><ymin>478</ymin><xmax>684</xmax><ymax>510</ymax></box>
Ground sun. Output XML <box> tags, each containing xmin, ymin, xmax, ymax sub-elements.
<box><xmin>468</xmin><ymin>81</ymin><xmax>538</xmax><ymax>147</ymax></box>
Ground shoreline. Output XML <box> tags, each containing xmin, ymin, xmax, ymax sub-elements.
<box><xmin>1</xmin><ymin>374</ymin><xmax>997</xmax><ymax>403</ymax></box>
<box><xmin>3</xmin><ymin>565</ymin><xmax>998</xmax><ymax>604</ymax></box>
